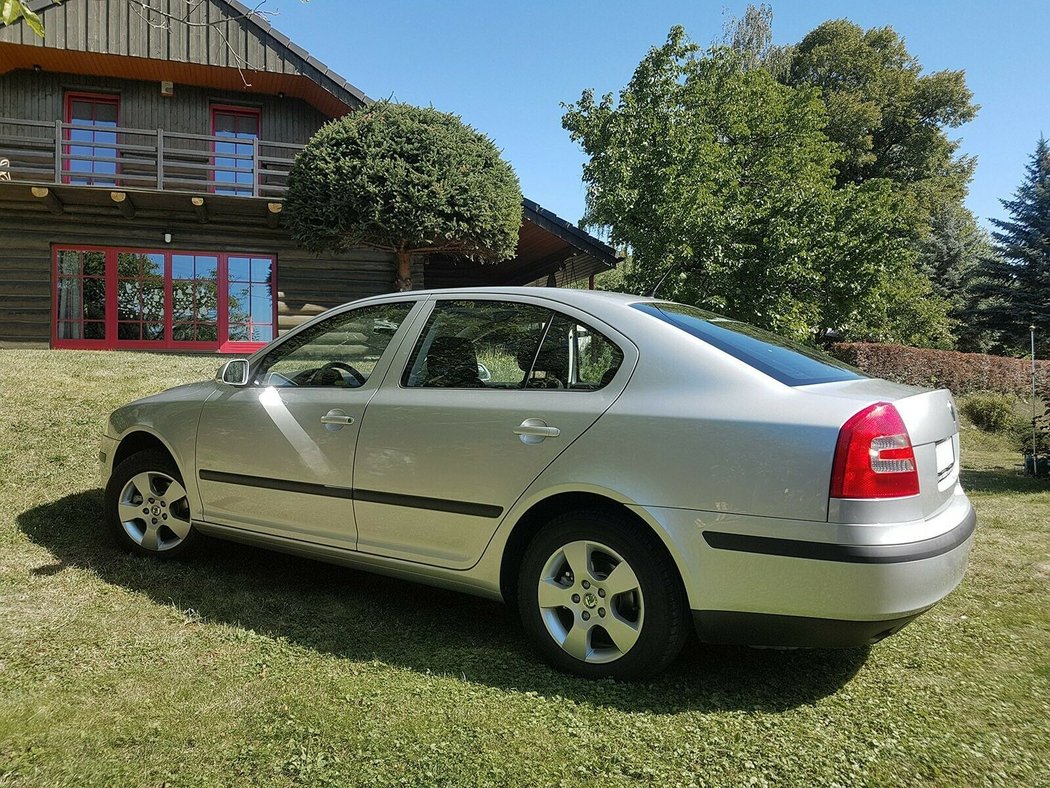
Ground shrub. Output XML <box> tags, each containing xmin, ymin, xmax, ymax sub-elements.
<box><xmin>958</xmin><ymin>393</ymin><xmax>1018</xmax><ymax>432</ymax></box>
<box><xmin>830</xmin><ymin>342</ymin><xmax>1050</xmax><ymax>396</ymax></box>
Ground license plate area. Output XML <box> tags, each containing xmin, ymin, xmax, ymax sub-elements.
<box><xmin>936</xmin><ymin>437</ymin><xmax>956</xmax><ymax>481</ymax></box>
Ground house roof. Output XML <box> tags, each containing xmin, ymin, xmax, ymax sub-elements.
<box><xmin>2</xmin><ymin>0</ymin><xmax>369</xmax><ymax>115</ymax></box>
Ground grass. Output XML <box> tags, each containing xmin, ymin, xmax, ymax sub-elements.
<box><xmin>1</xmin><ymin>348</ymin><xmax>1047</xmax><ymax>786</ymax></box>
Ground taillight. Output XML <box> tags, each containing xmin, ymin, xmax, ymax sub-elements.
<box><xmin>830</xmin><ymin>402</ymin><xmax>919</xmax><ymax>499</ymax></box>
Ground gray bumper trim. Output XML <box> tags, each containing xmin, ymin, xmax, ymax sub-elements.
<box><xmin>693</xmin><ymin>610</ymin><xmax>923</xmax><ymax>648</ymax></box>
<box><xmin>702</xmin><ymin>506</ymin><xmax>976</xmax><ymax>564</ymax></box>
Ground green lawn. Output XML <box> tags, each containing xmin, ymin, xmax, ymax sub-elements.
<box><xmin>1</xmin><ymin>349</ymin><xmax>1047</xmax><ymax>786</ymax></box>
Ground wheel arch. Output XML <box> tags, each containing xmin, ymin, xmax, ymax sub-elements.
<box><xmin>498</xmin><ymin>491</ymin><xmax>686</xmax><ymax>607</ymax></box>
<box><xmin>112</xmin><ymin>430</ymin><xmax>183</xmax><ymax>478</ymax></box>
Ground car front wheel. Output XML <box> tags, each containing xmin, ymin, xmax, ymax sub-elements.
<box><xmin>518</xmin><ymin>509</ymin><xmax>688</xmax><ymax>679</ymax></box>
<box><xmin>104</xmin><ymin>449</ymin><xmax>197</xmax><ymax>558</ymax></box>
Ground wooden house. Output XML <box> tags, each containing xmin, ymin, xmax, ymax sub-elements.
<box><xmin>0</xmin><ymin>0</ymin><xmax>616</xmax><ymax>352</ymax></box>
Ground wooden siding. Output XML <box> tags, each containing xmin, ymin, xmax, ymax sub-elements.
<box><xmin>0</xmin><ymin>69</ymin><xmax>327</xmax><ymax>145</ymax></box>
<box><xmin>0</xmin><ymin>197</ymin><xmax>407</xmax><ymax>348</ymax></box>
<box><xmin>0</xmin><ymin>0</ymin><xmax>367</xmax><ymax>110</ymax></box>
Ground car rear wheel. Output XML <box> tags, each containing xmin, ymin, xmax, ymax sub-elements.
<box><xmin>104</xmin><ymin>449</ymin><xmax>197</xmax><ymax>558</ymax></box>
<box><xmin>518</xmin><ymin>509</ymin><xmax>688</xmax><ymax>679</ymax></box>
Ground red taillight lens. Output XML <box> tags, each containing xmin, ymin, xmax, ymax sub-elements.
<box><xmin>830</xmin><ymin>402</ymin><xmax>919</xmax><ymax>499</ymax></box>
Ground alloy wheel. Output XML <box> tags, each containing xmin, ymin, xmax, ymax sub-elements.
<box><xmin>117</xmin><ymin>470</ymin><xmax>192</xmax><ymax>552</ymax></box>
<box><xmin>537</xmin><ymin>539</ymin><xmax>644</xmax><ymax>664</ymax></box>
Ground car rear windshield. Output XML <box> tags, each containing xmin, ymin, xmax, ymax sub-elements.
<box><xmin>632</xmin><ymin>302</ymin><xmax>864</xmax><ymax>386</ymax></box>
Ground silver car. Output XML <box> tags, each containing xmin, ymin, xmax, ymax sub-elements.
<box><xmin>101</xmin><ymin>288</ymin><xmax>975</xmax><ymax>679</ymax></box>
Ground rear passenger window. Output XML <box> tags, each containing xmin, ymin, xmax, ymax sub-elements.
<box><xmin>529</xmin><ymin>314</ymin><xmax>624</xmax><ymax>390</ymax></box>
<box><xmin>403</xmin><ymin>300</ymin><xmax>550</xmax><ymax>388</ymax></box>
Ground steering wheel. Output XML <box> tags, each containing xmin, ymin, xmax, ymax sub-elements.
<box><xmin>318</xmin><ymin>360</ymin><xmax>366</xmax><ymax>387</ymax></box>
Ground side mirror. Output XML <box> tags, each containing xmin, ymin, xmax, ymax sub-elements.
<box><xmin>216</xmin><ymin>359</ymin><xmax>250</xmax><ymax>386</ymax></box>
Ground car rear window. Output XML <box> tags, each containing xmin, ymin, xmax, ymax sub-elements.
<box><xmin>632</xmin><ymin>302</ymin><xmax>864</xmax><ymax>386</ymax></box>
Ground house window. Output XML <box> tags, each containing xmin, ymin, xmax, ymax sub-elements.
<box><xmin>53</xmin><ymin>247</ymin><xmax>275</xmax><ymax>352</ymax></box>
<box><xmin>55</xmin><ymin>249</ymin><xmax>108</xmax><ymax>345</ymax></box>
<box><xmin>212</xmin><ymin>105</ymin><xmax>260</xmax><ymax>196</ymax></box>
<box><xmin>227</xmin><ymin>256</ymin><xmax>275</xmax><ymax>342</ymax></box>
<box><xmin>65</xmin><ymin>92</ymin><xmax>119</xmax><ymax>186</ymax></box>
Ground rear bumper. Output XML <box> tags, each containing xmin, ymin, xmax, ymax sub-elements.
<box><xmin>691</xmin><ymin>610</ymin><xmax>923</xmax><ymax>648</ymax></box>
<box><xmin>633</xmin><ymin>491</ymin><xmax>976</xmax><ymax>648</ymax></box>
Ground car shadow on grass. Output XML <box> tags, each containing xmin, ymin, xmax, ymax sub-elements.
<box><xmin>960</xmin><ymin>468</ymin><xmax>1049</xmax><ymax>495</ymax></box>
<box><xmin>19</xmin><ymin>490</ymin><xmax>869</xmax><ymax>714</ymax></box>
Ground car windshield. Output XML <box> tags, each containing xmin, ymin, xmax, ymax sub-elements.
<box><xmin>632</xmin><ymin>301</ymin><xmax>864</xmax><ymax>387</ymax></box>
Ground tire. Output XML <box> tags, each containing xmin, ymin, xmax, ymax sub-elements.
<box><xmin>104</xmin><ymin>449</ymin><xmax>198</xmax><ymax>559</ymax></box>
<box><xmin>517</xmin><ymin>509</ymin><xmax>688</xmax><ymax>680</ymax></box>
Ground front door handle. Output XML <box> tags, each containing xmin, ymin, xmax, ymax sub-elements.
<box><xmin>320</xmin><ymin>409</ymin><xmax>355</xmax><ymax>429</ymax></box>
<box><xmin>514</xmin><ymin>418</ymin><xmax>561</xmax><ymax>444</ymax></box>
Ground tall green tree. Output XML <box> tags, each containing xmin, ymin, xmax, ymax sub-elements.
<box><xmin>917</xmin><ymin>204</ymin><xmax>994</xmax><ymax>351</ymax></box>
<box><xmin>974</xmin><ymin>136</ymin><xmax>1050</xmax><ymax>355</ymax></box>
<box><xmin>786</xmin><ymin>19</ymin><xmax>977</xmax><ymax>214</ymax></box>
<box><xmin>285</xmin><ymin>102</ymin><xmax>522</xmax><ymax>291</ymax></box>
<box><xmin>720</xmin><ymin>3</ymin><xmax>793</xmax><ymax>78</ymax></box>
<box><xmin>562</xmin><ymin>26</ymin><xmax>951</xmax><ymax>344</ymax></box>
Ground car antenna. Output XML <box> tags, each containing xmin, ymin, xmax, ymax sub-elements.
<box><xmin>648</xmin><ymin>262</ymin><xmax>681</xmax><ymax>299</ymax></box>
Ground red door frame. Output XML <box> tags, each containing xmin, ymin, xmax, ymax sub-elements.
<box><xmin>52</xmin><ymin>245</ymin><xmax>277</xmax><ymax>353</ymax></box>
<box><xmin>210</xmin><ymin>104</ymin><xmax>261</xmax><ymax>195</ymax></box>
<box><xmin>63</xmin><ymin>91</ymin><xmax>121</xmax><ymax>186</ymax></box>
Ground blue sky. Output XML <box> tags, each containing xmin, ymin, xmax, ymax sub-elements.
<box><xmin>271</xmin><ymin>0</ymin><xmax>1048</xmax><ymax>230</ymax></box>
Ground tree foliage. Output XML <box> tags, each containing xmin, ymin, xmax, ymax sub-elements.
<box><xmin>720</xmin><ymin>3</ymin><xmax>793</xmax><ymax>78</ymax></box>
<box><xmin>285</xmin><ymin>102</ymin><xmax>522</xmax><ymax>290</ymax></box>
<box><xmin>973</xmin><ymin>137</ymin><xmax>1050</xmax><ymax>355</ymax></box>
<box><xmin>786</xmin><ymin>18</ymin><xmax>977</xmax><ymax>213</ymax></box>
<box><xmin>1</xmin><ymin>0</ymin><xmax>47</xmax><ymax>37</ymax></box>
<box><xmin>562</xmin><ymin>26</ymin><xmax>951</xmax><ymax>344</ymax></box>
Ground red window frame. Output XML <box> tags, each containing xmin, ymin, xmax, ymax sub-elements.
<box><xmin>52</xmin><ymin>245</ymin><xmax>277</xmax><ymax>353</ymax></box>
<box><xmin>63</xmin><ymin>91</ymin><xmax>121</xmax><ymax>186</ymax></box>
<box><xmin>210</xmin><ymin>104</ymin><xmax>261</xmax><ymax>196</ymax></box>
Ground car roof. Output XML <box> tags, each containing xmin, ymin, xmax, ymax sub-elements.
<box><xmin>359</xmin><ymin>287</ymin><xmax>655</xmax><ymax>309</ymax></box>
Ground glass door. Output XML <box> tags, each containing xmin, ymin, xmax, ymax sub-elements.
<box><xmin>211</xmin><ymin>106</ymin><xmax>259</xmax><ymax>196</ymax></box>
<box><xmin>65</xmin><ymin>93</ymin><xmax>119</xmax><ymax>186</ymax></box>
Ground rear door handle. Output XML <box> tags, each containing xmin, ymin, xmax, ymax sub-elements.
<box><xmin>321</xmin><ymin>409</ymin><xmax>355</xmax><ymax>428</ymax></box>
<box><xmin>514</xmin><ymin>418</ymin><xmax>561</xmax><ymax>444</ymax></box>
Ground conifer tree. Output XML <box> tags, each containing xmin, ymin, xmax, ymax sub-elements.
<box><xmin>975</xmin><ymin>137</ymin><xmax>1050</xmax><ymax>354</ymax></box>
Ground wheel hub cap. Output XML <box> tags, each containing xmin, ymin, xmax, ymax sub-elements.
<box><xmin>117</xmin><ymin>469</ymin><xmax>191</xmax><ymax>552</ymax></box>
<box><xmin>537</xmin><ymin>539</ymin><xmax>644</xmax><ymax>664</ymax></box>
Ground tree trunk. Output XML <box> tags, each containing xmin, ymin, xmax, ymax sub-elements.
<box><xmin>395</xmin><ymin>248</ymin><xmax>413</xmax><ymax>291</ymax></box>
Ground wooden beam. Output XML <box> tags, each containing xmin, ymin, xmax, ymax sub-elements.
<box><xmin>110</xmin><ymin>191</ymin><xmax>135</xmax><ymax>219</ymax></box>
<box><xmin>30</xmin><ymin>186</ymin><xmax>63</xmax><ymax>215</ymax></box>
<box><xmin>266</xmin><ymin>201</ymin><xmax>283</xmax><ymax>229</ymax></box>
<box><xmin>191</xmin><ymin>196</ymin><xmax>208</xmax><ymax>224</ymax></box>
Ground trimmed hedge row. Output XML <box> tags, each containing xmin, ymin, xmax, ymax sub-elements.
<box><xmin>829</xmin><ymin>343</ymin><xmax>1050</xmax><ymax>396</ymax></box>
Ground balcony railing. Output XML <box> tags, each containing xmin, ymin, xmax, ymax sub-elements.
<box><xmin>0</xmin><ymin>116</ymin><xmax>301</xmax><ymax>197</ymax></box>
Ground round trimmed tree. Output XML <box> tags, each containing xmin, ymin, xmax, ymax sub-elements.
<box><xmin>285</xmin><ymin>102</ymin><xmax>522</xmax><ymax>290</ymax></box>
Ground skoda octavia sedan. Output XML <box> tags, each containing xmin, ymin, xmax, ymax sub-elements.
<box><xmin>101</xmin><ymin>288</ymin><xmax>975</xmax><ymax>679</ymax></box>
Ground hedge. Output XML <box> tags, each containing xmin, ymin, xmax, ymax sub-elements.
<box><xmin>829</xmin><ymin>343</ymin><xmax>1050</xmax><ymax>397</ymax></box>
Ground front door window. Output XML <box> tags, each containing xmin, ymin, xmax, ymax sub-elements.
<box><xmin>255</xmin><ymin>302</ymin><xmax>414</xmax><ymax>388</ymax></box>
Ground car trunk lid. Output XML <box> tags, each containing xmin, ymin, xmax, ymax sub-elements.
<box><xmin>802</xmin><ymin>379</ymin><xmax>961</xmax><ymax>520</ymax></box>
